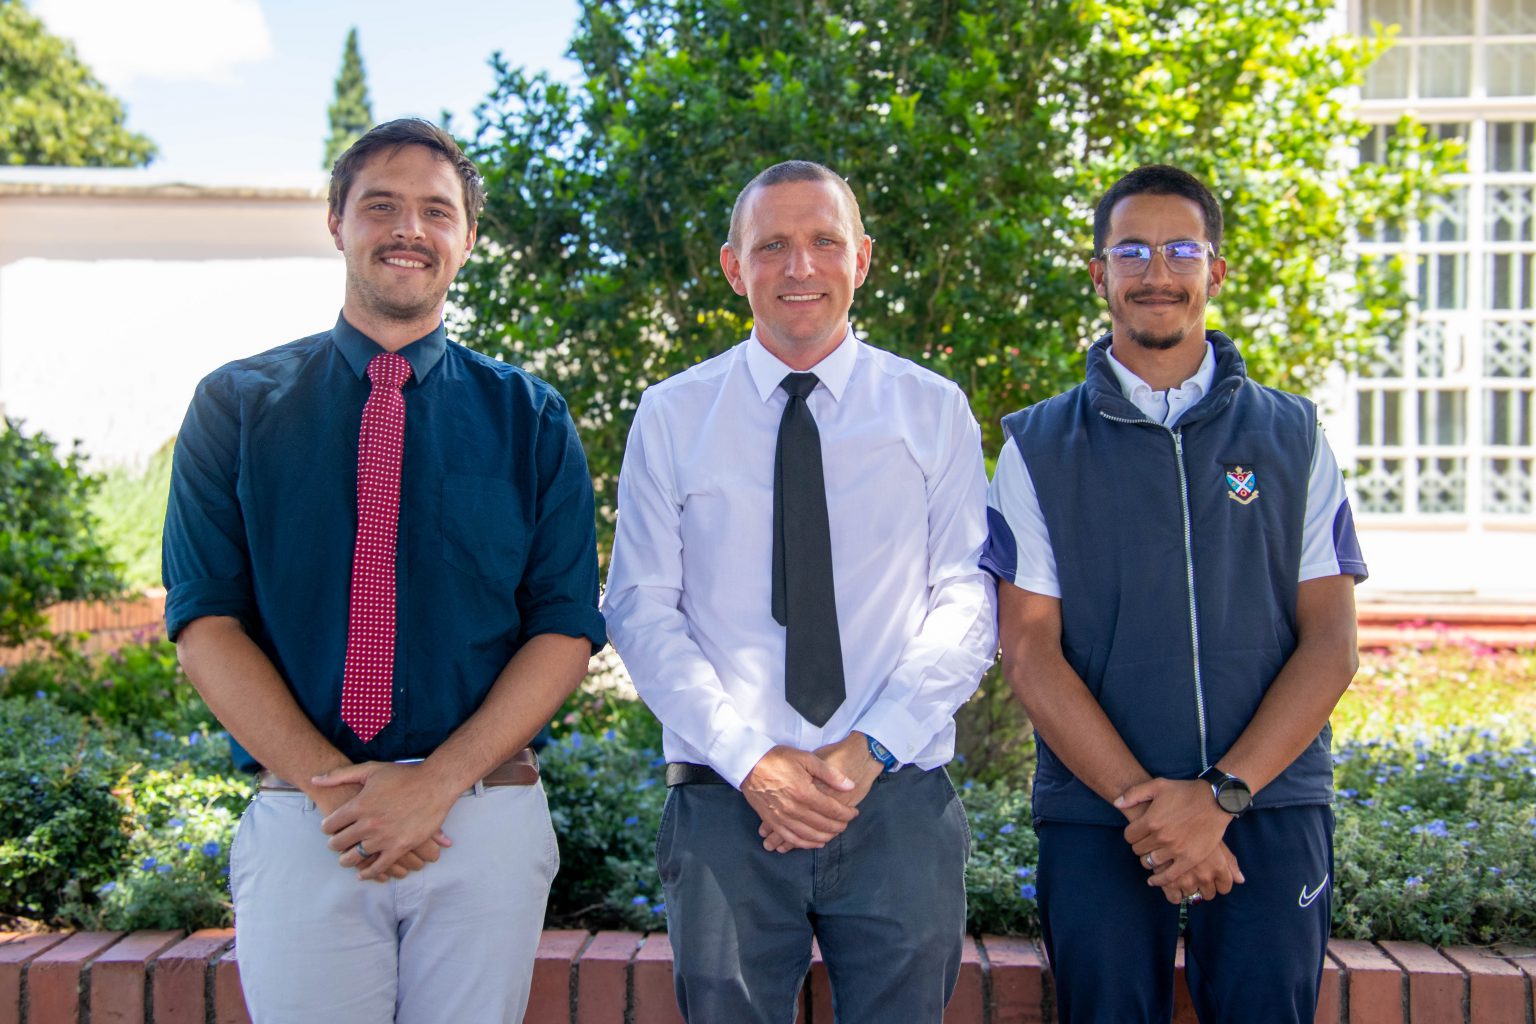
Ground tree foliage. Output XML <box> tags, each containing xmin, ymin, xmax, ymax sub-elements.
<box><xmin>323</xmin><ymin>27</ymin><xmax>374</xmax><ymax>170</ymax></box>
<box><xmin>0</xmin><ymin>419</ymin><xmax>122</xmax><ymax>647</ymax></box>
<box><xmin>455</xmin><ymin>0</ymin><xmax>1452</xmax><ymax>557</ymax></box>
<box><xmin>0</xmin><ymin>0</ymin><xmax>155</xmax><ymax>166</ymax></box>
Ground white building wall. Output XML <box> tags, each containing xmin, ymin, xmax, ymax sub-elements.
<box><xmin>0</xmin><ymin>181</ymin><xmax>343</xmax><ymax>466</ymax></box>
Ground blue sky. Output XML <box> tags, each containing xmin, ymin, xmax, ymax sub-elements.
<box><xmin>29</xmin><ymin>0</ymin><xmax>580</xmax><ymax>184</ymax></box>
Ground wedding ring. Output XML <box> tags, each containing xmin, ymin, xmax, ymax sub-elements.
<box><xmin>1144</xmin><ymin>853</ymin><xmax>1155</xmax><ymax>869</ymax></box>
<box><xmin>356</xmin><ymin>841</ymin><xmax>370</xmax><ymax>858</ymax></box>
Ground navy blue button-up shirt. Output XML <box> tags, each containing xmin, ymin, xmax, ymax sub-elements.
<box><xmin>163</xmin><ymin>315</ymin><xmax>606</xmax><ymax>771</ymax></box>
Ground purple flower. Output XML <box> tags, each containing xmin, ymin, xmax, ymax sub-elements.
<box><xmin>202</xmin><ymin>842</ymin><xmax>220</xmax><ymax>857</ymax></box>
<box><xmin>1019</xmin><ymin>883</ymin><xmax>1037</xmax><ymax>900</ymax></box>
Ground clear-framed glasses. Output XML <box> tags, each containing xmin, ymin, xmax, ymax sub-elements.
<box><xmin>1097</xmin><ymin>239</ymin><xmax>1214</xmax><ymax>276</ymax></box>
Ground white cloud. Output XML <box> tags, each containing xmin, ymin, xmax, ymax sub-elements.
<box><xmin>31</xmin><ymin>0</ymin><xmax>273</xmax><ymax>87</ymax></box>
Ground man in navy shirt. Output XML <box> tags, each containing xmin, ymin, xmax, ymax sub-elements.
<box><xmin>163</xmin><ymin>118</ymin><xmax>604</xmax><ymax>1023</ymax></box>
<box><xmin>985</xmin><ymin>165</ymin><xmax>1365</xmax><ymax>1022</ymax></box>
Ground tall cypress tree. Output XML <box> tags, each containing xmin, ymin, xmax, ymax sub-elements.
<box><xmin>322</xmin><ymin>27</ymin><xmax>372</xmax><ymax>170</ymax></box>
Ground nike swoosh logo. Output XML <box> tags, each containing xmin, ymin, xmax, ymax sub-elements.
<box><xmin>1298</xmin><ymin>875</ymin><xmax>1330</xmax><ymax>908</ymax></box>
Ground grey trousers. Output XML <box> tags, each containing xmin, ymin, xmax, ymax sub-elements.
<box><xmin>656</xmin><ymin>765</ymin><xmax>970</xmax><ymax>1024</ymax></box>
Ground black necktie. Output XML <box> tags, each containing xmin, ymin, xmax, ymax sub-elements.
<box><xmin>772</xmin><ymin>372</ymin><xmax>845</xmax><ymax>726</ymax></box>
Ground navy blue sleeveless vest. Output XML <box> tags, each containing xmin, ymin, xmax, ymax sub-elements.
<box><xmin>1004</xmin><ymin>331</ymin><xmax>1334</xmax><ymax>825</ymax></box>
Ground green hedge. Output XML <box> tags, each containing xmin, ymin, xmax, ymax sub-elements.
<box><xmin>1</xmin><ymin>642</ymin><xmax>1532</xmax><ymax>944</ymax></box>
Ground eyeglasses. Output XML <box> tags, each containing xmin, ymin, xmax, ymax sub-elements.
<box><xmin>1097</xmin><ymin>239</ymin><xmax>1214</xmax><ymax>276</ymax></box>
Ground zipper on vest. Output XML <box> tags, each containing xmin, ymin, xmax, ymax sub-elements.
<box><xmin>1098</xmin><ymin>413</ymin><xmax>1211</xmax><ymax>772</ymax></box>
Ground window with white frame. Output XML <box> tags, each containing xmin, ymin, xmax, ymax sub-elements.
<box><xmin>1351</xmin><ymin>0</ymin><xmax>1535</xmax><ymax>518</ymax></box>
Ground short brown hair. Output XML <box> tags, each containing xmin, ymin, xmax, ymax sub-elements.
<box><xmin>727</xmin><ymin>160</ymin><xmax>865</xmax><ymax>250</ymax></box>
<box><xmin>328</xmin><ymin>117</ymin><xmax>486</xmax><ymax>224</ymax></box>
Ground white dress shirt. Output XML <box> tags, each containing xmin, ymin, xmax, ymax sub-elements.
<box><xmin>602</xmin><ymin>328</ymin><xmax>998</xmax><ymax>788</ymax></box>
<box><xmin>987</xmin><ymin>341</ymin><xmax>1358</xmax><ymax>597</ymax></box>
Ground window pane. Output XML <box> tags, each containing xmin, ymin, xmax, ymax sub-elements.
<box><xmin>1357</xmin><ymin>388</ymin><xmax>1405</xmax><ymax>444</ymax></box>
<box><xmin>1423</xmin><ymin>187</ymin><xmax>1468</xmax><ymax>242</ymax></box>
<box><xmin>1419</xmin><ymin>253</ymin><xmax>1467</xmax><ymax>309</ymax></box>
<box><xmin>1488</xmin><ymin>186</ymin><xmax>1535</xmax><ymax>242</ymax></box>
<box><xmin>1487</xmin><ymin>44</ymin><xmax>1536</xmax><ymax>98</ymax></box>
<box><xmin>1417</xmin><ymin>457</ymin><xmax>1467</xmax><ymax>512</ymax></box>
<box><xmin>1421</xmin><ymin>0</ymin><xmax>1474</xmax><ymax>35</ymax></box>
<box><xmin>1484</xmin><ymin>319</ymin><xmax>1535</xmax><ymax>377</ymax></box>
<box><xmin>1360</xmin><ymin>331</ymin><xmax>1405</xmax><ymax>378</ymax></box>
<box><xmin>1418</xmin><ymin>389</ymin><xmax>1467</xmax><ymax>445</ymax></box>
<box><xmin>1488</xmin><ymin>0</ymin><xmax>1536</xmax><ymax>34</ymax></box>
<box><xmin>1490</xmin><ymin>253</ymin><xmax>1536</xmax><ymax>309</ymax></box>
<box><xmin>1354</xmin><ymin>458</ymin><xmax>1405</xmax><ymax>513</ymax></box>
<box><xmin>1365</xmin><ymin>46</ymin><xmax>1411</xmax><ymax>99</ymax></box>
<box><xmin>1489</xmin><ymin>122</ymin><xmax>1535</xmax><ymax>173</ymax></box>
<box><xmin>1362</xmin><ymin>0</ymin><xmax>1411</xmax><ymax>29</ymax></box>
<box><xmin>1486</xmin><ymin>458</ymin><xmax>1534</xmax><ymax>515</ymax></box>
<box><xmin>1485</xmin><ymin>388</ymin><xmax>1534</xmax><ymax>446</ymax></box>
<box><xmin>1418</xmin><ymin>44</ymin><xmax>1471</xmax><ymax>98</ymax></box>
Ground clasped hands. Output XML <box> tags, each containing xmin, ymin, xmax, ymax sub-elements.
<box><xmin>742</xmin><ymin>736</ymin><xmax>884</xmax><ymax>854</ymax></box>
<box><xmin>309</xmin><ymin>761</ymin><xmax>460</xmax><ymax>882</ymax></box>
<box><xmin>1116</xmin><ymin>778</ymin><xmax>1245</xmax><ymax>905</ymax></box>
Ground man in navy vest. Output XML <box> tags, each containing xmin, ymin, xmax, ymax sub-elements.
<box><xmin>983</xmin><ymin>165</ymin><xmax>1366</xmax><ymax>1023</ymax></box>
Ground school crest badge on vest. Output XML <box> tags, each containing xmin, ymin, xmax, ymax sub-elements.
<box><xmin>1225</xmin><ymin>465</ymin><xmax>1258</xmax><ymax>505</ymax></box>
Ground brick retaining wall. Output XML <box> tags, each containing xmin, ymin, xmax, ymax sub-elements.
<box><xmin>0</xmin><ymin>930</ymin><xmax>1529</xmax><ymax>1023</ymax></box>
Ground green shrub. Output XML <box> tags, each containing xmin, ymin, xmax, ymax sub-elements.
<box><xmin>0</xmin><ymin>637</ymin><xmax>215</xmax><ymax>738</ymax></box>
<box><xmin>0</xmin><ymin>418</ymin><xmax>122</xmax><ymax>646</ymax></box>
<box><xmin>957</xmin><ymin>778</ymin><xmax>1040</xmax><ymax>935</ymax></box>
<box><xmin>541</xmin><ymin>729</ymin><xmax>669</xmax><ymax>931</ymax></box>
<box><xmin>89</xmin><ymin>439</ymin><xmax>174</xmax><ymax>590</ymax></box>
<box><xmin>1332</xmin><ymin>731</ymin><xmax>1536</xmax><ymax>944</ymax></box>
<box><xmin>0</xmin><ymin>697</ymin><xmax>129</xmax><ymax>921</ymax></box>
<box><xmin>65</xmin><ymin>765</ymin><xmax>249</xmax><ymax>931</ymax></box>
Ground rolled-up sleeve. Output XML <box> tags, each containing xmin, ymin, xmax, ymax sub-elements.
<box><xmin>516</xmin><ymin>390</ymin><xmax>607</xmax><ymax>651</ymax></box>
<box><xmin>162</xmin><ymin>372</ymin><xmax>256</xmax><ymax>640</ymax></box>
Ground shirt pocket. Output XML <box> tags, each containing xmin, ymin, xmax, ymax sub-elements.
<box><xmin>440</xmin><ymin>474</ymin><xmax>527</xmax><ymax>581</ymax></box>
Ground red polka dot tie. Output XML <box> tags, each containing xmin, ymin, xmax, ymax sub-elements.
<box><xmin>341</xmin><ymin>351</ymin><xmax>412</xmax><ymax>743</ymax></box>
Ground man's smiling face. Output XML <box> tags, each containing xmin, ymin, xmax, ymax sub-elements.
<box><xmin>721</xmin><ymin>178</ymin><xmax>872</xmax><ymax>368</ymax></box>
<box><xmin>328</xmin><ymin>143</ymin><xmax>476</xmax><ymax>328</ymax></box>
<box><xmin>1091</xmin><ymin>192</ymin><xmax>1225</xmax><ymax>353</ymax></box>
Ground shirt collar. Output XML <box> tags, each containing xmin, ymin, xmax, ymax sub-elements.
<box><xmin>331</xmin><ymin>313</ymin><xmax>448</xmax><ymax>383</ymax></box>
<box><xmin>745</xmin><ymin>326</ymin><xmax>858</xmax><ymax>403</ymax></box>
<box><xmin>1105</xmin><ymin>339</ymin><xmax>1215</xmax><ymax>406</ymax></box>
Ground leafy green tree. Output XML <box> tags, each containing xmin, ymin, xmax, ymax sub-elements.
<box><xmin>0</xmin><ymin>419</ymin><xmax>122</xmax><ymax>647</ymax></box>
<box><xmin>0</xmin><ymin>0</ymin><xmax>155</xmax><ymax>165</ymax></box>
<box><xmin>323</xmin><ymin>27</ymin><xmax>374</xmax><ymax>170</ymax></box>
<box><xmin>455</xmin><ymin>0</ymin><xmax>1451</xmax><ymax>557</ymax></box>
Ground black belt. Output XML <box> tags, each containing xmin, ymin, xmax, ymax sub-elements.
<box><xmin>666</xmin><ymin>762</ymin><xmax>728</xmax><ymax>787</ymax></box>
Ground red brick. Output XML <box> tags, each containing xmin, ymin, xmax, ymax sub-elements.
<box><xmin>1440</xmin><ymin>946</ymin><xmax>1524</xmax><ymax>1024</ymax></box>
<box><xmin>983</xmin><ymin>934</ymin><xmax>1048</xmax><ymax>1024</ymax></box>
<box><xmin>87</xmin><ymin>930</ymin><xmax>182</xmax><ymax>1024</ymax></box>
<box><xmin>1329</xmin><ymin>939</ymin><xmax>1404</xmax><ymax>1024</ymax></box>
<box><xmin>1316</xmin><ymin>948</ymin><xmax>1344</xmax><ymax>1024</ymax></box>
<box><xmin>631</xmin><ymin>933</ymin><xmax>683</xmax><ymax>1024</ymax></box>
<box><xmin>528</xmin><ymin>928</ymin><xmax>588</xmax><ymax>1024</ymax></box>
<box><xmin>1493</xmin><ymin>946</ymin><xmax>1535</xmax><ymax>1022</ymax></box>
<box><xmin>0</xmin><ymin>933</ymin><xmax>70</xmax><ymax>1024</ymax></box>
<box><xmin>213</xmin><ymin>946</ymin><xmax>251</xmax><ymax>1024</ymax></box>
<box><xmin>805</xmin><ymin>938</ymin><xmax>833</xmax><ymax>1023</ymax></box>
<box><xmin>942</xmin><ymin>935</ymin><xmax>984</xmax><ymax>1024</ymax></box>
<box><xmin>1172</xmin><ymin>942</ymin><xmax>1197</xmax><ymax>1024</ymax></box>
<box><xmin>575</xmin><ymin>931</ymin><xmax>640</xmax><ymax>1024</ymax></box>
<box><xmin>25</xmin><ymin>931</ymin><xmax>122</xmax><ymax>1024</ymax></box>
<box><xmin>149</xmin><ymin>929</ymin><xmax>233</xmax><ymax>1024</ymax></box>
<box><xmin>1378</xmin><ymin>941</ymin><xmax>1464</xmax><ymax>1023</ymax></box>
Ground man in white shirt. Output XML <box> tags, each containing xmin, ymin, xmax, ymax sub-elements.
<box><xmin>602</xmin><ymin>160</ymin><xmax>997</xmax><ymax>1023</ymax></box>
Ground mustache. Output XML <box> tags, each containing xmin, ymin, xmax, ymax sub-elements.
<box><xmin>1127</xmin><ymin>289</ymin><xmax>1187</xmax><ymax>303</ymax></box>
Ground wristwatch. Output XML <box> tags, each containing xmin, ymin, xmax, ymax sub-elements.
<box><xmin>866</xmin><ymin>734</ymin><xmax>900</xmax><ymax>773</ymax></box>
<box><xmin>1198</xmin><ymin>765</ymin><xmax>1252</xmax><ymax>817</ymax></box>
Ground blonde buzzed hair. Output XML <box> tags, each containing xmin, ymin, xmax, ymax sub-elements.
<box><xmin>727</xmin><ymin>160</ymin><xmax>865</xmax><ymax>250</ymax></box>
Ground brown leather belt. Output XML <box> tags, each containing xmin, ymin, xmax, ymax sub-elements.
<box><xmin>258</xmin><ymin>747</ymin><xmax>540</xmax><ymax>792</ymax></box>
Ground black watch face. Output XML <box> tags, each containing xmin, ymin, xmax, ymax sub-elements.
<box><xmin>1216</xmin><ymin>781</ymin><xmax>1252</xmax><ymax>814</ymax></box>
